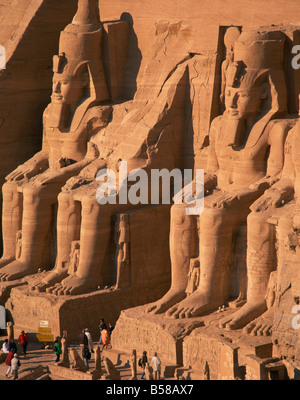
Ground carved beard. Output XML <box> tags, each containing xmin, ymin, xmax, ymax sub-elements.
<box><xmin>49</xmin><ymin>102</ymin><xmax>69</xmax><ymax>130</ymax></box>
<box><xmin>221</xmin><ymin>115</ymin><xmax>245</xmax><ymax>147</ymax></box>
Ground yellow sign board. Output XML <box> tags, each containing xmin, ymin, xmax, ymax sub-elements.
<box><xmin>38</xmin><ymin>327</ymin><xmax>52</xmax><ymax>334</ymax></box>
<box><xmin>36</xmin><ymin>334</ymin><xmax>54</xmax><ymax>342</ymax></box>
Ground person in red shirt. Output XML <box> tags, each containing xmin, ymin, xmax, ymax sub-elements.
<box><xmin>18</xmin><ymin>330</ymin><xmax>28</xmax><ymax>356</ymax></box>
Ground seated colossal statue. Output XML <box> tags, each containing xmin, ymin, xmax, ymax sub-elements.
<box><xmin>147</xmin><ymin>30</ymin><xmax>295</xmax><ymax>319</ymax></box>
<box><xmin>0</xmin><ymin>0</ymin><xmax>111</xmax><ymax>282</ymax></box>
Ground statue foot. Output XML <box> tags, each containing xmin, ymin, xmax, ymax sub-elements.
<box><xmin>0</xmin><ymin>257</ymin><xmax>15</xmax><ymax>270</ymax></box>
<box><xmin>242</xmin><ymin>307</ymin><xmax>274</xmax><ymax>336</ymax></box>
<box><xmin>166</xmin><ymin>291</ymin><xmax>223</xmax><ymax>319</ymax></box>
<box><xmin>46</xmin><ymin>274</ymin><xmax>100</xmax><ymax>296</ymax></box>
<box><xmin>0</xmin><ymin>260</ymin><xmax>38</xmax><ymax>281</ymax></box>
<box><xmin>30</xmin><ymin>269</ymin><xmax>69</xmax><ymax>292</ymax></box>
<box><xmin>219</xmin><ymin>300</ymin><xmax>267</xmax><ymax>330</ymax></box>
<box><xmin>228</xmin><ymin>296</ymin><xmax>247</xmax><ymax>308</ymax></box>
<box><xmin>146</xmin><ymin>288</ymin><xmax>187</xmax><ymax>314</ymax></box>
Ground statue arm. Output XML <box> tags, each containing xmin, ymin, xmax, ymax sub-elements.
<box><xmin>36</xmin><ymin>142</ymin><xmax>103</xmax><ymax>185</ymax></box>
<box><xmin>204</xmin><ymin>117</ymin><xmax>220</xmax><ymax>189</ymax></box>
<box><xmin>6</xmin><ymin>150</ymin><xmax>49</xmax><ymax>182</ymax></box>
<box><xmin>249</xmin><ymin>124</ymin><xmax>295</xmax><ymax>213</ymax></box>
<box><xmin>249</xmin><ymin>121</ymin><xmax>295</xmax><ymax>194</ymax></box>
<box><xmin>6</xmin><ymin>106</ymin><xmax>52</xmax><ymax>182</ymax></box>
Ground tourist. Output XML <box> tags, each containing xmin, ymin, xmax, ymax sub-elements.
<box><xmin>98</xmin><ymin>319</ymin><xmax>107</xmax><ymax>344</ymax></box>
<box><xmin>101</xmin><ymin>326</ymin><xmax>110</xmax><ymax>350</ymax></box>
<box><xmin>84</xmin><ymin>328</ymin><xmax>94</xmax><ymax>353</ymax></box>
<box><xmin>108</xmin><ymin>322</ymin><xmax>114</xmax><ymax>336</ymax></box>
<box><xmin>79</xmin><ymin>329</ymin><xmax>88</xmax><ymax>348</ymax></box>
<box><xmin>18</xmin><ymin>330</ymin><xmax>29</xmax><ymax>356</ymax></box>
<box><xmin>53</xmin><ymin>338</ymin><xmax>62</xmax><ymax>362</ymax></box>
<box><xmin>11</xmin><ymin>354</ymin><xmax>21</xmax><ymax>380</ymax></box>
<box><xmin>5</xmin><ymin>349</ymin><xmax>15</xmax><ymax>377</ymax></box>
<box><xmin>140</xmin><ymin>350</ymin><xmax>148</xmax><ymax>379</ymax></box>
<box><xmin>8</xmin><ymin>339</ymin><xmax>17</xmax><ymax>353</ymax></box>
<box><xmin>2</xmin><ymin>339</ymin><xmax>9</xmax><ymax>354</ymax></box>
<box><xmin>82</xmin><ymin>343</ymin><xmax>91</xmax><ymax>370</ymax></box>
<box><xmin>151</xmin><ymin>352</ymin><xmax>161</xmax><ymax>380</ymax></box>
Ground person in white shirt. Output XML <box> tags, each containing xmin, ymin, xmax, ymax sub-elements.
<box><xmin>2</xmin><ymin>339</ymin><xmax>9</xmax><ymax>354</ymax></box>
<box><xmin>151</xmin><ymin>352</ymin><xmax>161</xmax><ymax>380</ymax></box>
<box><xmin>11</xmin><ymin>354</ymin><xmax>21</xmax><ymax>380</ymax></box>
<box><xmin>85</xmin><ymin>328</ymin><xmax>94</xmax><ymax>353</ymax></box>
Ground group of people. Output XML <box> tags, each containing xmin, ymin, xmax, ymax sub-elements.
<box><xmin>78</xmin><ymin>319</ymin><xmax>114</xmax><ymax>370</ymax></box>
<box><xmin>139</xmin><ymin>350</ymin><xmax>162</xmax><ymax>380</ymax></box>
<box><xmin>2</xmin><ymin>330</ymin><xmax>28</xmax><ymax>379</ymax></box>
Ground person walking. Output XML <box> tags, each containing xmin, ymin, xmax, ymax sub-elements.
<box><xmin>151</xmin><ymin>352</ymin><xmax>161</xmax><ymax>380</ymax></box>
<box><xmin>101</xmin><ymin>326</ymin><xmax>110</xmax><ymax>350</ymax></box>
<box><xmin>18</xmin><ymin>330</ymin><xmax>29</xmax><ymax>357</ymax></box>
<box><xmin>98</xmin><ymin>319</ymin><xmax>106</xmax><ymax>344</ymax></box>
<box><xmin>53</xmin><ymin>338</ymin><xmax>62</xmax><ymax>362</ymax></box>
<box><xmin>11</xmin><ymin>354</ymin><xmax>21</xmax><ymax>380</ymax></box>
<box><xmin>5</xmin><ymin>349</ymin><xmax>15</xmax><ymax>377</ymax></box>
<box><xmin>8</xmin><ymin>340</ymin><xmax>17</xmax><ymax>353</ymax></box>
<box><xmin>108</xmin><ymin>322</ymin><xmax>114</xmax><ymax>336</ymax></box>
<box><xmin>84</xmin><ymin>328</ymin><xmax>94</xmax><ymax>353</ymax></box>
<box><xmin>82</xmin><ymin>343</ymin><xmax>91</xmax><ymax>370</ymax></box>
<box><xmin>140</xmin><ymin>351</ymin><xmax>148</xmax><ymax>379</ymax></box>
<box><xmin>79</xmin><ymin>329</ymin><xmax>88</xmax><ymax>348</ymax></box>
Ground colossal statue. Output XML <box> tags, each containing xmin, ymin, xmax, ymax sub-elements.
<box><xmin>25</xmin><ymin>2</ymin><xmax>189</xmax><ymax>296</ymax></box>
<box><xmin>147</xmin><ymin>30</ymin><xmax>294</xmax><ymax>319</ymax></box>
<box><xmin>220</xmin><ymin>116</ymin><xmax>298</xmax><ymax>333</ymax></box>
<box><xmin>0</xmin><ymin>0</ymin><xmax>111</xmax><ymax>282</ymax></box>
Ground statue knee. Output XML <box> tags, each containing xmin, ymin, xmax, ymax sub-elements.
<box><xmin>58</xmin><ymin>191</ymin><xmax>76</xmax><ymax>210</ymax></box>
<box><xmin>22</xmin><ymin>185</ymin><xmax>45</xmax><ymax>206</ymax></box>
<box><xmin>2</xmin><ymin>181</ymin><xmax>18</xmax><ymax>203</ymax></box>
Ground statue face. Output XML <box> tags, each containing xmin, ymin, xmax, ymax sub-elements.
<box><xmin>51</xmin><ymin>72</ymin><xmax>86</xmax><ymax>106</ymax></box>
<box><xmin>224</xmin><ymin>84</ymin><xmax>264</xmax><ymax>120</ymax></box>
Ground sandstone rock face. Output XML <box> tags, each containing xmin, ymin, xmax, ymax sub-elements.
<box><xmin>0</xmin><ymin>0</ymin><xmax>300</xmax><ymax>379</ymax></box>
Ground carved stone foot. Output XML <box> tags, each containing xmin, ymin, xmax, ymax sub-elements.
<box><xmin>146</xmin><ymin>288</ymin><xmax>187</xmax><ymax>314</ymax></box>
<box><xmin>0</xmin><ymin>260</ymin><xmax>38</xmax><ymax>281</ymax></box>
<box><xmin>166</xmin><ymin>291</ymin><xmax>223</xmax><ymax>319</ymax></box>
<box><xmin>30</xmin><ymin>269</ymin><xmax>69</xmax><ymax>292</ymax></box>
<box><xmin>242</xmin><ymin>307</ymin><xmax>274</xmax><ymax>336</ymax></box>
<box><xmin>46</xmin><ymin>274</ymin><xmax>101</xmax><ymax>296</ymax></box>
<box><xmin>219</xmin><ymin>300</ymin><xmax>267</xmax><ymax>330</ymax></box>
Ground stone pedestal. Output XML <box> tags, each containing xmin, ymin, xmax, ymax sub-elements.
<box><xmin>5</xmin><ymin>281</ymin><xmax>170</xmax><ymax>343</ymax></box>
<box><xmin>112</xmin><ymin>304</ymin><xmax>274</xmax><ymax>380</ymax></box>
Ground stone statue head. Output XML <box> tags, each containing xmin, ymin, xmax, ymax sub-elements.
<box><xmin>223</xmin><ymin>30</ymin><xmax>287</xmax><ymax>147</ymax></box>
<box><xmin>49</xmin><ymin>0</ymin><xmax>108</xmax><ymax>130</ymax></box>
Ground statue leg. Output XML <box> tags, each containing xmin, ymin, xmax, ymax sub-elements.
<box><xmin>32</xmin><ymin>191</ymin><xmax>81</xmax><ymax>292</ymax></box>
<box><xmin>0</xmin><ymin>183</ymin><xmax>61</xmax><ymax>281</ymax></box>
<box><xmin>0</xmin><ymin>182</ymin><xmax>22</xmax><ymax>268</ymax></box>
<box><xmin>146</xmin><ymin>203</ymin><xmax>197</xmax><ymax>314</ymax></box>
<box><xmin>220</xmin><ymin>211</ymin><xmax>276</xmax><ymax>330</ymax></box>
<box><xmin>166</xmin><ymin>205</ymin><xmax>246</xmax><ymax>319</ymax></box>
<box><xmin>51</xmin><ymin>198</ymin><xmax>115</xmax><ymax>295</ymax></box>
<box><xmin>242</xmin><ymin>212</ymin><xmax>293</xmax><ymax>336</ymax></box>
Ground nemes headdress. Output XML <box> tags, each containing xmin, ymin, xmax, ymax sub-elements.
<box><xmin>51</xmin><ymin>0</ymin><xmax>109</xmax><ymax>130</ymax></box>
<box><xmin>227</xmin><ymin>30</ymin><xmax>287</xmax><ymax>114</ymax></box>
<box><xmin>224</xmin><ymin>30</ymin><xmax>287</xmax><ymax>148</ymax></box>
